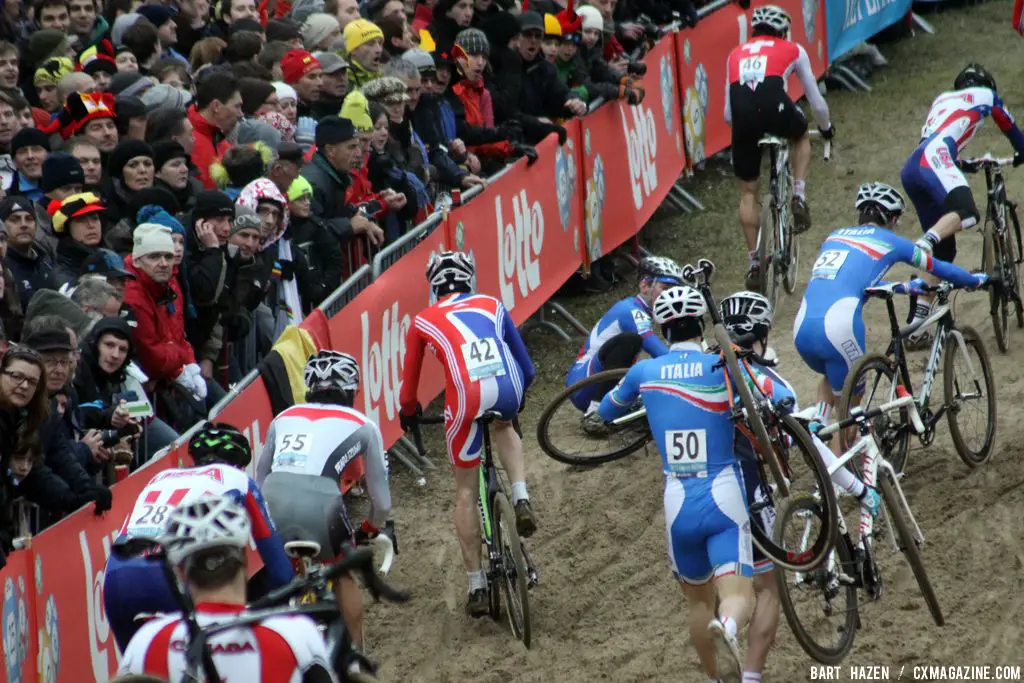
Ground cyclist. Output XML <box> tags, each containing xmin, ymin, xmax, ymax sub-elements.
<box><xmin>104</xmin><ymin>423</ymin><xmax>294</xmax><ymax>653</ymax></box>
<box><xmin>722</xmin><ymin>290</ymin><xmax>881</xmax><ymax>683</ymax></box>
<box><xmin>793</xmin><ymin>182</ymin><xmax>986</xmax><ymax>425</ymax></box>
<box><xmin>725</xmin><ymin>4</ymin><xmax>834</xmax><ymax>290</ymax></box>
<box><xmin>567</xmin><ymin>256</ymin><xmax>685</xmax><ymax>419</ymax></box>
<box><xmin>398</xmin><ymin>250</ymin><xmax>536</xmax><ymax>617</ymax></box>
<box><xmin>900</xmin><ymin>63</ymin><xmax>1024</xmax><ymax>345</ymax></box>
<box><xmin>256</xmin><ymin>349</ymin><xmax>392</xmax><ymax>656</ymax></box>
<box><xmin>118</xmin><ymin>496</ymin><xmax>336</xmax><ymax>682</ymax></box>
<box><xmin>597</xmin><ymin>285</ymin><xmax>752</xmax><ymax>681</ymax></box>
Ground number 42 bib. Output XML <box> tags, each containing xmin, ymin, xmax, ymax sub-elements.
<box><xmin>461</xmin><ymin>338</ymin><xmax>506</xmax><ymax>381</ymax></box>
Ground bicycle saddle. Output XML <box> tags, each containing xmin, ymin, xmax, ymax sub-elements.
<box><xmin>478</xmin><ymin>410</ymin><xmax>505</xmax><ymax>424</ymax></box>
<box><xmin>285</xmin><ymin>540</ymin><xmax>322</xmax><ymax>560</ymax></box>
<box><xmin>758</xmin><ymin>135</ymin><xmax>786</xmax><ymax>147</ymax></box>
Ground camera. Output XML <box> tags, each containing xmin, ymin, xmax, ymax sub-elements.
<box><xmin>100</xmin><ymin>423</ymin><xmax>141</xmax><ymax>448</ymax></box>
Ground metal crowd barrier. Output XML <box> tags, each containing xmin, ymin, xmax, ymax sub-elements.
<box><xmin>319</xmin><ymin>264</ymin><xmax>373</xmax><ymax>319</ymax></box>
<box><xmin>371</xmin><ymin>213</ymin><xmax>444</xmax><ymax>278</ymax></box>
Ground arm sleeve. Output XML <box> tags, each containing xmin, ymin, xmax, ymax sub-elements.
<box><xmin>629</xmin><ymin>308</ymin><xmax>668</xmax><ymax>357</ymax></box>
<box><xmin>315</xmin><ymin>223</ymin><xmax>344</xmax><ymax>297</ymax></box>
<box><xmin>255</xmin><ymin>420</ymin><xmax>275</xmax><ymax>485</ymax></box>
<box><xmin>904</xmin><ymin>240</ymin><xmax>982</xmax><ymax>289</ymax></box>
<box><xmin>241</xmin><ymin>479</ymin><xmax>295</xmax><ymax>588</ymax></box>
<box><xmin>186</xmin><ymin>249</ymin><xmax>227</xmax><ymax>305</ymax></box>
<box><xmin>364</xmin><ymin>423</ymin><xmax>392</xmax><ymax>530</ymax></box>
<box><xmin>597</xmin><ymin>365</ymin><xmax>641</xmax><ymax>421</ymax></box>
<box><xmin>723</xmin><ymin>69</ymin><xmax>732</xmax><ymax>125</ymax></box>
<box><xmin>42</xmin><ymin>423</ymin><xmax>98</xmax><ymax>494</ymax></box>
<box><xmin>500</xmin><ymin>305</ymin><xmax>536</xmax><ymax>390</ymax></box>
<box><xmin>398</xmin><ymin>317</ymin><xmax>426</xmax><ymax>415</ymax></box>
<box><xmin>991</xmin><ymin>94</ymin><xmax>1024</xmax><ymax>153</ymax></box>
<box><xmin>794</xmin><ymin>45</ymin><xmax>829</xmax><ymax>130</ymax></box>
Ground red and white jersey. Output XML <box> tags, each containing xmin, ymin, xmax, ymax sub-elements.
<box><xmin>118</xmin><ymin>602</ymin><xmax>333</xmax><ymax>683</ymax></box>
<box><xmin>918</xmin><ymin>87</ymin><xmax>1024</xmax><ymax>155</ymax></box>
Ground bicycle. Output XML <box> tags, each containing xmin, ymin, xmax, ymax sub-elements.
<box><xmin>837</xmin><ymin>280</ymin><xmax>996</xmax><ymax>474</ymax></box>
<box><xmin>775</xmin><ymin>392</ymin><xmax>943</xmax><ymax>664</ymax></box>
<box><xmin>961</xmin><ymin>154</ymin><xmax>1023</xmax><ymax>353</ymax></box>
<box><xmin>755</xmin><ymin>131</ymin><xmax>832</xmax><ymax>310</ymax></box>
<box><xmin>114</xmin><ymin>539</ymin><xmax>408</xmax><ymax>683</ymax></box>
<box><xmin>536</xmin><ymin>259</ymin><xmax>838</xmax><ymax>572</ymax></box>
<box><xmin>411</xmin><ymin>411</ymin><xmax>540</xmax><ymax>648</ymax></box>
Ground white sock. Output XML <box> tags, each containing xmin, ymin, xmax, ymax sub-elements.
<box><xmin>720</xmin><ymin>615</ymin><xmax>737</xmax><ymax>638</ymax></box>
<box><xmin>813</xmin><ymin>400</ymin><xmax>832</xmax><ymax>424</ymax></box>
<box><xmin>813</xmin><ymin>436</ymin><xmax>863</xmax><ymax>496</ymax></box>
<box><xmin>468</xmin><ymin>569</ymin><xmax>487</xmax><ymax>592</ymax></box>
<box><xmin>742</xmin><ymin>672</ymin><xmax>762</xmax><ymax>683</ymax></box>
<box><xmin>793</xmin><ymin>180</ymin><xmax>806</xmax><ymax>199</ymax></box>
<box><xmin>511</xmin><ymin>481</ymin><xmax>529</xmax><ymax>503</ymax></box>
<box><xmin>749</xmin><ymin>250</ymin><xmax>758</xmax><ymax>265</ymax></box>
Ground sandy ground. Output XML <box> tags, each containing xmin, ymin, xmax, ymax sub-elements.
<box><xmin>363</xmin><ymin>5</ymin><xmax>1024</xmax><ymax>681</ymax></box>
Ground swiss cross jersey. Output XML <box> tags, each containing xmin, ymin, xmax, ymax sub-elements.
<box><xmin>800</xmin><ymin>226</ymin><xmax>980</xmax><ymax>317</ymax></box>
<box><xmin>918</xmin><ymin>87</ymin><xmax>1024</xmax><ymax>156</ymax></box>
<box><xmin>399</xmin><ymin>292</ymin><xmax>536</xmax><ymax>414</ymax></box>
<box><xmin>256</xmin><ymin>403</ymin><xmax>392</xmax><ymax>529</ymax></box>
<box><xmin>116</xmin><ymin>464</ymin><xmax>294</xmax><ymax>588</ymax></box>
<box><xmin>118</xmin><ymin>602</ymin><xmax>334</xmax><ymax>682</ymax></box>
<box><xmin>574</xmin><ymin>296</ymin><xmax>667</xmax><ymax>367</ymax></box>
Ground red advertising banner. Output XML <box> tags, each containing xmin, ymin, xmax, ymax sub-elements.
<box><xmin>581</xmin><ymin>35</ymin><xmax>687</xmax><ymax>258</ymax></box>
<box><xmin>445</xmin><ymin>130</ymin><xmax>585</xmax><ymax>325</ymax></box>
<box><xmin>325</xmin><ymin>226</ymin><xmax>450</xmax><ymax>446</ymax></box>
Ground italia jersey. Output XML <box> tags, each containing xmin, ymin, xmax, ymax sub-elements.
<box><xmin>119</xmin><ymin>603</ymin><xmax>333</xmax><ymax>682</ymax></box>
<box><xmin>918</xmin><ymin>87</ymin><xmax>1024</xmax><ymax>155</ymax></box>
<box><xmin>256</xmin><ymin>403</ymin><xmax>392</xmax><ymax>530</ymax></box>
<box><xmin>800</xmin><ymin>226</ymin><xmax>979</xmax><ymax>318</ymax></box>
<box><xmin>116</xmin><ymin>464</ymin><xmax>294</xmax><ymax>588</ymax></box>
<box><xmin>574</xmin><ymin>296</ymin><xmax>667</xmax><ymax>368</ymax></box>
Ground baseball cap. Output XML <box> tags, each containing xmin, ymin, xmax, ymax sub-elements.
<box><xmin>313</xmin><ymin>51</ymin><xmax>348</xmax><ymax>74</ymax></box>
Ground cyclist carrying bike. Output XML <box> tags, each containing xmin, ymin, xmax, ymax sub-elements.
<box><xmin>900</xmin><ymin>63</ymin><xmax>1024</xmax><ymax>345</ymax></box>
<box><xmin>567</xmin><ymin>256</ymin><xmax>684</xmax><ymax>418</ymax></box>
<box><xmin>398</xmin><ymin>250</ymin><xmax>537</xmax><ymax>617</ymax></box>
<box><xmin>118</xmin><ymin>496</ymin><xmax>337</xmax><ymax>682</ymax></box>
<box><xmin>722</xmin><ymin>290</ymin><xmax>880</xmax><ymax>683</ymax></box>
<box><xmin>104</xmin><ymin>422</ymin><xmax>295</xmax><ymax>653</ymax></box>
<box><xmin>725</xmin><ymin>4</ymin><xmax>834</xmax><ymax>290</ymax></box>
<box><xmin>597</xmin><ymin>285</ymin><xmax>753</xmax><ymax>681</ymax></box>
<box><xmin>793</xmin><ymin>182</ymin><xmax>986</xmax><ymax>424</ymax></box>
<box><xmin>256</xmin><ymin>350</ymin><xmax>393</xmax><ymax>658</ymax></box>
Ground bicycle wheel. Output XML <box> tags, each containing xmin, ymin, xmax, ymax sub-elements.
<box><xmin>983</xmin><ymin>222</ymin><xmax>1009</xmax><ymax>353</ymax></box>
<box><xmin>492</xmin><ymin>492</ymin><xmax>531</xmax><ymax>647</ymax></box>
<box><xmin>758</xmin><ymin>195</ymin><xmax>780</xmax><ymax>309</ymax></box>
<box><xmin>838</xmin><ymin>352</ymin><xmax>911</xmax><ymax>472</ymax></box>
<box><xmin>754</xmin><ymin>416</ymin><xmax>837</xmax><ymax>572</ymax></box>
<box><xmin>943</xmin><ymin>325</ymin><xmax>996</xmax><ymax>467</ymax></box>
<box><xmin>775</xmin><ymin>496</ymin><xmax>859</xmax><ymax>664</ymax></box>
<box><xmin>877</xmin><ymin>472</ymin><xmax>944</xmax><ymax>626</ymax></box>
<box><xmin>1005</xmin><ymin>201</ymin><xmax>1024</xmax><ymax>328</ymax></box>
<box><xmin>536</xmin><ymin>369</ymin><xmax>651</xmax><ymax>466</ymax></box>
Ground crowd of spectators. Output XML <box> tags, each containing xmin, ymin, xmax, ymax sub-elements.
<box><xmin>0</xmin><ymin>0</ymin><xmax>704</xmax><ymax>565</ymax></box>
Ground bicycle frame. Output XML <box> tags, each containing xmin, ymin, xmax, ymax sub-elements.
<box><xmin>755</xmin><ymin>139</ymin><xmax>791</xmax><ymax>266</ymax></box>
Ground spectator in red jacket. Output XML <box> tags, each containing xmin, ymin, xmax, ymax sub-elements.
<box><xmin>187</xmin><ymin>70</ymin><xmax>244</xmax><ymax>189</ymax></box>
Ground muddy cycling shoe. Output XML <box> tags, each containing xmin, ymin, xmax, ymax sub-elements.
<box><xmin>581</xmin><ymin>411</ymin><xmax>612</xmax><ymax>437</ymax></box>
<box><xmin>515</xmin><ymin>499</ymin><xmax>538</xmax><ymax>538</ymax></box>
<box><xmin>744</xmin><ymin>261</ymin><xmax>762</xmax><ymax>292</ymax></box>
<box><xmin>466</xmin><ymin>588</ymin><xmax>489</xmax><ymax>617</ymax></box>
<box><xmin>905</xmin><ymin>329</ymin><xmax>932</xmax><ymax>351</ymax></box>
<box><xmin>792</xmin><ymin>196</ymin><xmax>811</xmax><ymax>234</ymax></box>
<box><xmin>707</xmin><ymin>619</ymin><xmax>742</xmax><ymax>681</ymax></box>
<box><xmin>858</xmin><ymin>486</ymin><xmax>882</xmax><ymax>518</ymax></box>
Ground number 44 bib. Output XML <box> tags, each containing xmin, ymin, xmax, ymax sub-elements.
<box><xmin>665</xmin><ymin>429</ymin><xmax>708</xmax><ymax>478</ymax></box>
<box><xmin>461</xmin><ymin>338</ymin><xmax>506</xmax><ymax>381</ymax></box>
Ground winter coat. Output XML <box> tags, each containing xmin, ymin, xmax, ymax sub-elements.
<box><xmin>188</xmin><ymin>106</ymin><xmax>232</xmax><ymax>189</ymax></box>
<box><xmin>487</xmin><ymin>48</ymin><xmax>569</xmax><ymax>144</ymax></box>
<box><xmin>48</xmin><ymin>238</ymin><xmax>102</xmax><ymax>290</ymax></box>
<box><xmin>73</xmin><ymin>316</ymin><xmax>138</xmax><ymax>430</ymax></box>
<box><xmin>287</xmin><ymin>215</ymin><xmax>344</xmax><ymax>313</ymax></box>
<box><xmin>4</xmin><ymin>245</ymin><xmax>52</xmax><ymax>311</ymax></box>
<box><xmin>123</xmin><ymin>256</ymin><xmax>195</xmax><ymax>383</ymax></box>
<box><xmin>300</xmin><ymin>152</ymin><xmax>357</xmax><ymax>242</ymax></box>
<box><xmin>448</xmin><ymin>79</ymin><xmax>516</xmax><ymax>159</ymax></box>
<box><xmin>182</xmin><ymin>211</ymin><xmax>228</xmax><ymax>361</ymax></box>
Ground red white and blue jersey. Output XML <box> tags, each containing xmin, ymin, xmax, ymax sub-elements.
<box><xmin>919</xmin><ymin>87</ymin><xmax>1024</xmax><ymax>157</ymax></box>
<box><xmin>116</xmin><ymin>464</ymin><xmax>294</xmax><ymax>588</ymax></box>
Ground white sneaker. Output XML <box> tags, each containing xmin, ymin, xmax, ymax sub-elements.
<box><xmin>707</xmin><ymin>619</ymin><xmax>742</xmax><ymax>682</ymax></box>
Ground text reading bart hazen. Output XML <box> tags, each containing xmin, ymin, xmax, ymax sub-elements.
<box><xmin>811</xmin><ymin>665</ymin><xmax>1023</xmax><ymax>680</ymax></box>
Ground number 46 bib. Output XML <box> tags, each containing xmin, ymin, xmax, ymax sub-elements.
<box><xmin>461</xmin><ymin>338</ymin><xmax>506</xmax><ymax>381</ymax></box>
<box><xmin>665</xmin><ymin>429</ymin><xmax>708</xmax><ymax>478</ymax></box>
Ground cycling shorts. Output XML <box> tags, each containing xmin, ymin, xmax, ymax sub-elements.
<box><xmin>739</xmin><ymin>461</ymin><xmax>775</xmax><ymax>574</ymax></box>
<box><xmin>729</xmin><ymin>79</ymin><xmax>809</xmax><ymax>182</ymax></box>
<box><xmin>566</xmin><ymin>332</ymin><xmax>644</xmax><ymax>412</ymax></box>
<box><xmin>793</xmin><ymin>296</ymin><xmax>865</xmax><ymax>395</ymax></box>
<box><xmin>104</xmin><ymin>553</ymin><xmax>180</xmax><ymax>653</ymax></box>
<box><xmin>663</xmin><ymin>465</ymin><xmax>754</xmax><ymax>584</ymax></box>
<box><xmin>446</xmin><ymin>374</ymin><xmax>521</xmax><ymax>468</ymax></box>
<box><xmin>262</xmin><ymin>472</ymin><xmax>353</xmax><ymax>562</ymax></box>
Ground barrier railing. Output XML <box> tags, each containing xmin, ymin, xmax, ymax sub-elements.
<box><xmin>0</xmin><ymin>1</ymin><xmax>927</xmax><ymax>678</ymax></box>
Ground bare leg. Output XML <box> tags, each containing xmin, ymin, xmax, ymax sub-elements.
<box><xmin>739</xmin><ymin>180</ymin><xmax>760</xmax><ymax>252</ymax></box>
<box><xmin>452</xmin><ymin>465</ymin><xmax>482</xmax><ymax>572</ymax></box>
<box><xmin>334</xmin><ymin>574</ymin><xmax>364</xmax><ymax>649</ymax></box>
<box><xmin>681</xmin><ymin>580</ymin><xmax>720</xmax><ymax>678</ymax></box>
<box><xmin>716</xmin><ymin>574</ymin><xmax>754</xmax><ymax>631</ymax></box>
<box><xmin>790</xmin><ymin>134</ymin><xmax>811</xmax><ymax>187</ymax></box>
<box><xmin>492</xmin><ymin>421</ymin><xmax>525</xmax><ymax>487</ymax></box>
<box><xmin>744</xmin><ymin>572</ymin><xmax>780</xmax><ymax>674</ymax></box>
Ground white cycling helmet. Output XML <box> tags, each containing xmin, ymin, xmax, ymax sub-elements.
<box><xmin>721</xmin><ymin>290</ymin><xmax>773</xmax><ymax>341</ymax></box>
<box><xmin>638</xmin><ymin>256</ymin><xmax>685</xmax><ymax>285</ymax></box>
<box><xmin>304</xmin><ymin>350</ymin><xmax>360</xmax><ymax>392</ymax></box>
<box><xmin>426</xmin><ymin>250</ymin><xmax>475</xmax><ymax>289</ymax></box>
<box><xmin>855</xmin><ymin>182</ymin><xmax>906</xmax><ymax>221</ymax></box>
<box><xmin>751</xmin><ymin>5</ymin><xmax>791</xmax><ymax>34</ymax></box>
<box><xmin>653</xmin><ymin>285</ymin><xmax>707</xmax><ymax>324</ymax></box>
<box><xmin>159</xmin><ymin>495</ymin><xmax>251</xmax><ymax>567</ymax></box>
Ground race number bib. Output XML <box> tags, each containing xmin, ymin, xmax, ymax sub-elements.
<box><xmin>461</xmin><ymin>338</ymin><xmax>506</xmax><ymax>381</ymax></box>
<box><xmin>631</xmin><ymin>309</ymin><xmax>652</xmax><ymax>334</ymax></box>
<box><xmin>273</xmin><ymin>432</ymin><xmax>313</xmax><ymax>470</ymax></box>
<box><xmin>127</xmin><ymin>487</ymin><xmax>196</xmax><ymax>536</ymax></box>
<box><xmin>738</xmin><ymin>55</ymin><xmax>767</xmax><ymax>89</ymax></box>
<box><xmin>665</xmin><ymin>429</ymin><xmax>708</xmax><ymax>477</ymax></box>
<box><xmin>810</xmin><ymin>250</ymin><xmax>849</xmax><ymax>280</ymax></box>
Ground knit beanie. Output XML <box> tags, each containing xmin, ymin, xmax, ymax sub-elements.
<box><xmin>280</xmin><ymin>50</ymin><xmax>322</xmax><ymax>85</ymax></box>
<box><xmin>314</xmin><ymin>115</ymin><xmax>356</xmax><ymax>147</ymax></box>
<box><xmin>288</xmin><ymin>0</ymin><xmax>325</xmax><ymax>23</ymax></box>
<box><xmin>111</xmin><ymin>13</ymin><xmax>143</xmax><ymax>47</ymax></box>
<box><xmin>273</xmin><ymin>82</ymin><xmax>298</xmax><ymax>104</ymax></box>
<box><xmin>361</xmin><ymin>75</ymin><xmax>409</xmax><ymax>105</ymax></box>
<box><xmin>137</xmin><ymin>204</ymin><xmax>185</xmax><ymax>235</ymax></box>
<box><xmin>151</xmin><ymin>140</ymin><xmax>189</xmax><ymax>171</ymax></box>
<box><xmin>577</xmin><ymin>5</ymin><xmax>603</xmax><ymax>31</ymax></box>
<box><xmin>231</xmin><ymin>204</ymin><xmax>261</xmax><ymax>236</ymax></box>
<box><xmin>233</xmin><ymin>119</ymin><xmax>283</xmax><ymax>149</ymax></box>
<box><xmin>136</xmin><ymin>4</ymin><xmax>174</xmax><ymax>28</ymax></box>
<box><xmin>267</xmin><ymin>18</ymin><xmax>303</xmax><ymax>43</ymax></box>
<box><xmin>194</xmin><ymin>190</ymin><xmax>236</xmax><ymax>219</ymax></box>
<box><xmin>132</xmin><ymin>223</ymin><xmax>175</xmax><ymax>259</ymax></box>
<box><xmin>401</xmin><ymin>47</ymin><xmax>435</xmax><ymax>73</ymax></box>
<box><xmin>238</xmin><ymin>77</ymin><xmax>276</xmax><ymax>117</ymax></box>
<box><xmin>141</xmin><ymin>83</ymin><xmax>192</xmax><ymax>113</ymax></box>
<box><xmin>129</xmin><ymin>186</ymin><xmax>181</xmax><ymax>217</ymax></box>
<box><xmin>454</xmin><ymin>28</ymin><xmax>490</xmax><ymax>57</ymax></box>
<box><xmin>40</xmin><ymin>152</ymin><xmax>84</xmax><ymax>193</ymax></box>
<box><xmin>10</xmin><ymin>128</ymin><xmax>51</xmax><ymax>156</ymax></box>
<box><xmin>28</xmin><ymin>29</ymin><xmax>69</xmax><ymax>66</ymax></box>
<box><xmin>340</xmin><ymin>89</ymin><xmax>373</xmax><ymax>132</ymax></box>
<box><xmin>287</xmin><ymin>176</ymin><xmax>313</xmax><ymax>202</ymax></box>
<box><xmin>34</xmin><ymin>57</ymin><xmax>74</xmax><ymax>87</ymax></box>
<box><xmin>300</xmin><ymin>13</ymin><xmax>341</xmax><ymax>50</ymax></box>
<box><xmin>344</xmin><ymin>19</ymin><xmax>384</xmax><ymax>54</ymax></box>
<box><xmin>108</xmin><ymin>140</ymin><xmax>155</xmax><ymax>180</ymax></box>
<box><xmin>109</xmin><ymin>71</ymin><xmax>153</xmax><ymax>99</ymax></box>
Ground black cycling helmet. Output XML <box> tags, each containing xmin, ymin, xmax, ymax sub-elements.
<box><xmin>954</xmin><ymin>63</ymin><xmax>996</xmax><ymax>93</ymax></box>
<box><xmin>188</xmin><ymin>421</ymin><xmax>252</xmax><ymax>469</ymax></box>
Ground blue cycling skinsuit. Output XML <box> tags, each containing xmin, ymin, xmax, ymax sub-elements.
<box><xmin>900</xmin><ymin>86</ymin><xmax>1024</xmax><ymax>262</ymax></box>
<box><xmin>566</xmin><ymin>296</ymin><xmax>668</xmax><ymax>410</ymax></box>
<box><xmin>793</xmin><ymin>225</ymin><xmax>981</xmax><ymax>393</ymax></box>
<box><xmin>597</xmin><ymin>341</ymin><xmax>753</xmax><ymax>583</ymax></box>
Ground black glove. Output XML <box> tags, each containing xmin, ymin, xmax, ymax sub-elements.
<box><xmin>93</xmin><ymin>487</ymin><xmax>113</xmax><ymax>516</ymax></box>
<box><xmin>819</xmin><ymin>124</ymin><xmax>836</xmax><ymax>141</ymax></box>
<box><xmin>399</xmin><ymin>403</ymin><xmax>422</xmax><ymax>432</ymax></box>
<box><xmin>276</xmin><ymin>259</ymin><xmax>295</xmax><ymax>281</ymax></box>
<box><xmin>627</xmin><ymin>60</ymin><xmax>647</xmax><ymax>77</ymax></box>
<box><xmin>513</xmin><ymin>143</ymin><xmax>539</xmax><ymax>166</ymax></box>
<box><xmin>1014</xmin><ymin>151</ymin><xmax>1024</xmax><ymax>168</ymax></box>
<box><xmin>497</xmin><ymin>119</ymin><xmax>524</xmax><ymax>143</ymax></box>
<box><xmin>626</xmin><ymin>87</ymin><xmax>645</xmax><ymax>106</ymax></box>
<box><xmin>548</xmin><ymin>123</ymin><xmax>568</xmax><ymax>146</ymax></box>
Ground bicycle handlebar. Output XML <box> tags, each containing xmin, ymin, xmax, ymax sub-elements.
<box><xmin>960</xmin><ymin>154</ymin><xmax>1014</xmax><ymax>172</ymax></box>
